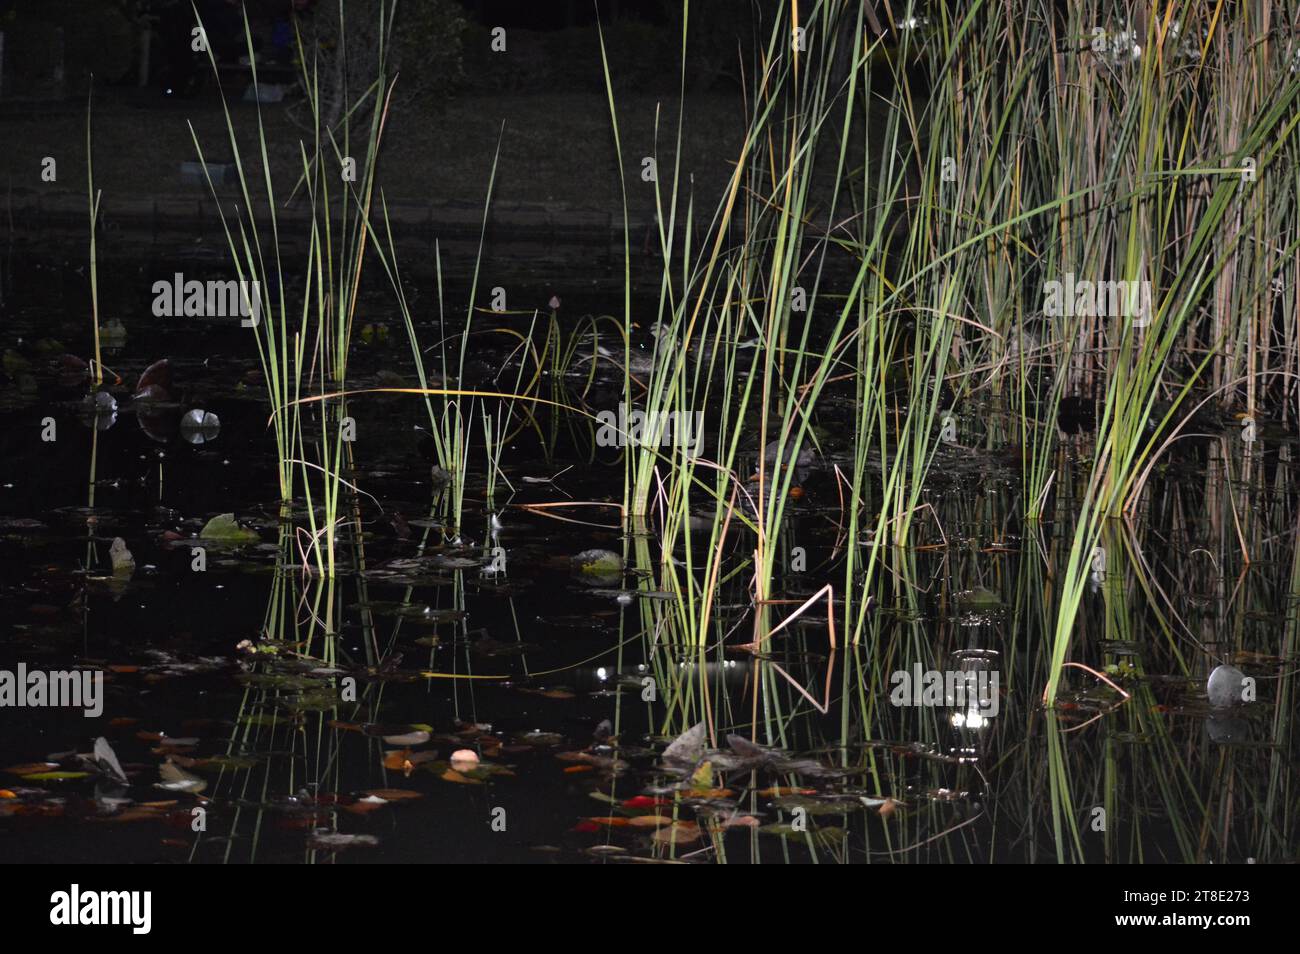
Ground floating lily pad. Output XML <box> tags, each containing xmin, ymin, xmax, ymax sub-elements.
<box><xmin>422</xmin><ymin>758</ymin><xmax>515</xmax><ymax>783</ymax></box>
<box><xmin>572</xmin><ymin>549</ymin><xmax>623</xmax><ymax>585</ymax></box>
<box><xmin>382</xmin><ymin>730</ymin><xmax>431</xmax><ymax>746</ymax></box>
<box><xmin>770</xmin><ymin>795</ymin><xmax>859</xmax><ymax>815</ymax></box>
<box><xmin>364</xmin><ymin>788</ymin><xmax>422</xmax><ymax>801</ymax></box>
<box><xmin>156</xmin><ymin>761</ymin><xmax>206</xmax><ymax>794</ymax></box>
<box><xmin>308</xmin><ymin>832</ymin><xmax>379</xmax><ymax>849</ymax></box>
<box><xmin>199</xmin><ymin>513</ymin><xmax>260</xmax><ymax>544</ymax></box>
<box><xmin>236</xmin><ymin>673</ymin><xmax>322</xmax><ymax>690</ymax></box>
<box><xmin>277</xmin><ymin>689</ymin><xmax>341</xmax><ymax>713</ymax></box>
<box><xmin>759</xmin><ymin>823</ymin><xmax>847</xmax><ymax>845</ymax></box>
<box><xmin>431</xmin><ymin>554</ymin><xmax>482</xmax><ymax>570</ymax></box>
<box><xmin>957</xmin><ymin>587</ymin><xmax>1002</xmax><ymax>611</ymax></box>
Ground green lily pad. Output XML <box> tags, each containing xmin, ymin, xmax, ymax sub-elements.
<box><xmin>236</xmin><ymin>673</ymin><xmax>323</xmax><ymax>690</ymax></box>
<box><xmin>957</xmin><ymin>586</ymin><xmax>1002</xmax><ymax>611</ymax></box>
<box><xmin>200</xmin><ymin>513</ymin><xmax>260</xmax><ymax>544</ymax></box>
<box><xmin>770</xmin><ymin>796</ymin><xmax>859</xmax><ymax>815</ymax></box>
<box><xmin>572</xmin><ymin>549</ymin><xmax>623</xmax><ymax>585</ymax></box>
<box><xmin>759</xmin><ymin>823</ymin><xmax>847</xmax><ymax>844</ymax></box>
<box><xmin>277</xmin><ymin>689</ymin><xmax>340</xmax><ymax>712</ymax></box>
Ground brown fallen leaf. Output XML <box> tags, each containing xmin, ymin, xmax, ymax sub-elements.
<box><xmin>441</xmin><ymin>769</ymin><xmax>482</xmax><ymax>785</ymax></box>
<box><xmin>101</xmin><ymin>808</ymin><xmax>167</xmax><ymax>823</ymax></box>
<box><xmin>364</xmin><ymin>788</ymin><xmax>423</xmax><ymax>801</ymax></box>
<box><xmin>682</xmin><ymin>788</ymin><xmax>733</xmax><ymax>799</ymax></box>
<box><xmin>652</xmin><ymin>821</ymin><xmax>701</xmax><ymax>845</ymax></box>
<box><xmin>151</xmin><ymin>744</ymin><xmax>197</xmax><ymax>756</ymax></box>
<box><xmin>3</xmin><ymin>763</ymin><xmax>59</xmax><ymax>776</ymax></box>
<box><xmin>520</xmin><ymin>687</ymin><xmax>576</xmax><ymax>700</ymax></box>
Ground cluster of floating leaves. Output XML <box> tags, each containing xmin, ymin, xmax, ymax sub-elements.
<box><xmin>548</xmin><ymin>723</ymin><xmax>908</xmax><ymax>862</ymax></box>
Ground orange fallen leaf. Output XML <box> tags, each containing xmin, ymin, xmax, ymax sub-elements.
<box><xmin>102</xmin><ymin>808</ymin><xmax>166</xmax><ymax>823</ymax></box>
<box><xmin>627</xmin><ymin>814</ymin><xmax>673</xmax><ymax>827</ymax></box>
<box><xmin>563</xmin><ymin>765</ymin><xmax>594</xmax><ymax>774</ymax></box>
<box><xmin>383</xmin><ymin>748</ymin><xmax>412</xmax><ymax>770</ymax></box>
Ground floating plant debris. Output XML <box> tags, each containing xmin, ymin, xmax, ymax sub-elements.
<box><xmin>0</xmin><ymin>0</ymin><xmax>1294</xmax><ymax>886</ymax></box>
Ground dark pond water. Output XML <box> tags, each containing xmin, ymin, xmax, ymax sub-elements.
<box><xmin>1</xmin><ymin>247</ymin><xmax>1296</xmax><ymax>864</ymax></box>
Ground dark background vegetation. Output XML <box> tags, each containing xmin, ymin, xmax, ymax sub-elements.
<box><xmin>0</xmin><ymin>1</ymin><xmax>765</xmax><ymax>211</ymax></box>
